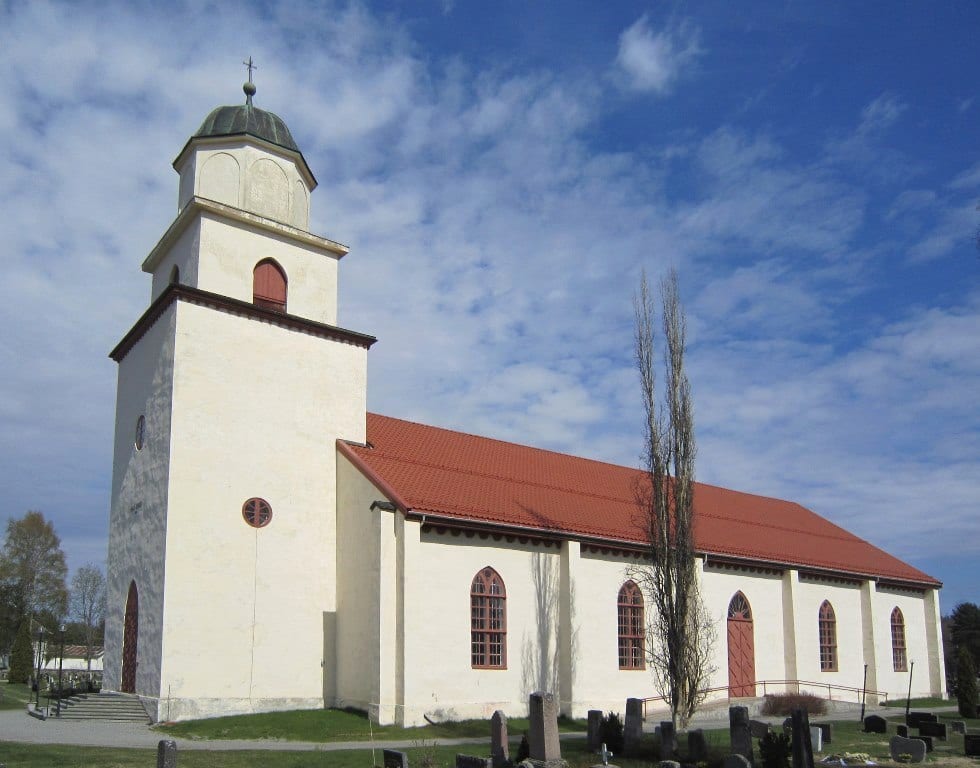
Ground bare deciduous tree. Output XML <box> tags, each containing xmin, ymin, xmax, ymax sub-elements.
<box><xmin>628</xmin><ymin>269</ymin><xmax>715</xmax><ymax>729</ymax></box>
<box><xmin>70</xmin><ymin>564</ymin><xmax>106</xmax><ymax>671</ymax></box>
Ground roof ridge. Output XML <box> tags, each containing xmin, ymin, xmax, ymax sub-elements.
<box><xmin>367</xmin><ymin>412</ymin><xmax>820</xmax><ymax>509</ymax></box>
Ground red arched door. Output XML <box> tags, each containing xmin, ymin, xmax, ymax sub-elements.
<box><xmin>121</xmin><ymin>581</ymin><xmax>139</xmax><ymax>693</ymax></box>
<box><xmin>727</xmin><ymin>591</ymin><xmax>756</xmax><ymax>697</ymax></box>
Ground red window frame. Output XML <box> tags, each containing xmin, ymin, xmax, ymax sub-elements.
<box><xmin>819</xmin><ymin>600</ymin><xmax>838</xmax><ymax>672</ymax></box>
<box><xmin>891</xmin><ymin>607</ymin><xmax>907</xmax><ymax>672</ymax></box>
<box><xmin>242</xmin><ymin>497</ymin><xmax>272</xmax><ymax>528</ymax></box>
<box><xmin>253</xmin><ymin>259</ymin><xmax>287</xmax><ymax>313</ymax></box>
<box><xmin>471</xmin><ymin>567</ymin><xmax>506</xmax><ymax>669</ymax></box>
<box><xmin>618</xmin><ymin>581</ymin><xmax>645</xmax><ymax>670</ymax></box>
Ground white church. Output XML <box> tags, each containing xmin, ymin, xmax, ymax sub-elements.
<box><xmin>104</xmin><ymin>83</ymin><xmax>947</xmax><ymax>725</ymax></box>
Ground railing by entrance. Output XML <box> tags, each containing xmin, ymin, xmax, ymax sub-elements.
<box><xmin>640</xmin><ymin>679</ymin><xmax>890</xmax><ymax>719</ymax></box>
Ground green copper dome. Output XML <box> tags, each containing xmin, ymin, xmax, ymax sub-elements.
<box><xmin>193</xmin><ymin>84</ymin><xmax>299</xmax><ymax>153</ymax></box>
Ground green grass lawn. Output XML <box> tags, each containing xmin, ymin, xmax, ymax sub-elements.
<box><xmin>0</xmin><ymin>682</ymin><xmax>33</xmax><ymax>711</ymax></box>
<box><xmin>156</xmin><ymin>707</ymin><xmax>586</xmax><ymax>743</ymax></box>
<box><xmin>881</xmin><ymin>696</ymin><xmax>952</xmax><ymax>709</ymax></box>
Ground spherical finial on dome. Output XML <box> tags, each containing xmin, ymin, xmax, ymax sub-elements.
<box><xmin>244</xmin><ymin>80</ymin><xmax>257</xmax><ymax>106</ymax></box>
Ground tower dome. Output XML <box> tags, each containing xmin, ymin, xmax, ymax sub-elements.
<box><xmin>193</xmin><ymin>94</ymin><xmax>299</xmax><ymax>153</ymax></box>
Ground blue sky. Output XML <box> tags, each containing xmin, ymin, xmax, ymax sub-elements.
<box><xmin>1</xmin><ymin>1</ymin><xmax>977</xmax><ymax>614</ymax></box>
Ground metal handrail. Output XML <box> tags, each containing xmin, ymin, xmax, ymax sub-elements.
<box><xmin>640</xmin><ymin>679</ymin><xmax>890</xmax><ymax>719</ymax></box>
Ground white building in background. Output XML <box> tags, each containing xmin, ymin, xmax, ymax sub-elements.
<box><xmin>104</xmin><ymin>83</ymin><xmax>946</xmax><ymax>725</ymax></box>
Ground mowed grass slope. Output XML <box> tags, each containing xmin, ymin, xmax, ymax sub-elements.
<box><xmin>156</xmin><ymin>707</ymin><xmax>586</xmax><ymax>742</ymax></box>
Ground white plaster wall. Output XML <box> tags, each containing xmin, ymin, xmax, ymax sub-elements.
<box><xmin>155</xmin><ymin>300</ymin><xmax>367</xmax><ymax>721</ymax></box>
<box><xmin>150</xmin><ymin>221</ymin><xmax>201</xmax><ymax>302</ymax></box>
<box><xmin>872</xmin><ymin>586</ymin><xmax>939</xmax><ymax>699</ymax></box>
<box><xmin>104</xmin><ymin>306</ymin><xmax>176</xmax><ymax>703</ymax></box>
<box><xmin>700</xmin><ymin>566</ymin><xmax>789</xmax><ymax>697</ymax></box>
<box><xmin>176</xmin><ymin>142</ymin><xmax>311</xmax><ymax>230</ymax></box>
<box><xmin>793</xmin><ymin>578</ymin><xmax>865</xmax><ymax>695</ymax></box>
<box><xmin>399</xmin><ymin>527</ymin><xmax>563</xmax><ymax>726</ymax></box>
<box><xmin>335</xmin><ymin>453</ymin><xmax>386</xmax><ymax>714</ymax></box>
<box><xmin>567</xmin><ymin>548</ymin><xmax>660</xmax><ymax>716</ymax></box>
<box><xmin>194</xmin><ymin>215</ymin><xmax>340</xmax><ymax>326</ymax></box>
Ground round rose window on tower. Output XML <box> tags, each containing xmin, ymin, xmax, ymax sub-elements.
<box><xmin>242</xmin><ymin>498</ymin><xmax>272</xmax><ymax>528</ymax></box>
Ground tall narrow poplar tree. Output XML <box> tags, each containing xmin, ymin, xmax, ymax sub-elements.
<box><xmin>629</xmin><ymin>269</ymin><xmax>714</xmax><ymax>728</ymax></box>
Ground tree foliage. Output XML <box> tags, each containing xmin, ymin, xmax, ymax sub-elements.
<box><xmin>950</xmin><ymin>602</ymin><xmax>980</xmax><ymax>667</ymax></box>
<box><xmin>8</xmin><ymin>617</ymin><xmax>34</xmax><ymax>684</ymax></box>
<box><xmin>956</xmin><ymin>645</ymin><xmax>978</xmax><ymax>719</ymax></box>
<box><xmin>70</xmin><ymin>563</ymin><xmax>107</xmax><ymax>670</ymax></box>
<box><xmin>0</xmin><ymin>510</ymin><xmax>69</xmax><ymax>650</ymax></box>
<box><xmin>628</xmin><ymin>269</ymin><xmax>715</xmax><ymax>729</ymax></box>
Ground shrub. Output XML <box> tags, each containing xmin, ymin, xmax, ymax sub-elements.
<box><xmin>598</xmin><ymin>711</ymin><xmax>625</xmax><ymax>754</ymax></box>
<box><xmin>956</xmin><ymin>645</ymin><xmax>978</xmax><ymax>719</ymax></box>
<box><xmin>759</xmin><ymin>730</ymin><xmax>791</xmax><ymax>768</ymax></box>
<box><xmin>760</xmin><ymin>693</ymin><xmax>827</xmax><ymax>717</ymax></box>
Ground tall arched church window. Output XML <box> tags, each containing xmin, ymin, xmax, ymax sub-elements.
<box><xmin>471</xmin><ymin>567</ymin><xmax>506</xmax><ymax>669</ymax></box>
<box><xmin>891</xmin><ymin>607</ymin><xmax>907</xmax><ymax>671</ymax></box>
<box><xmin>253</xmin><ymin>259</ymin><xmax>287</xmax><ymax>312</ymax></box>
<box><xmin>618</xmin><ymin>581</ymin><xmax>645</xmax><ymax>670</ymax></box>
<box><xmin>819</xmin><ymin>600</ymin><xmax>838</xmax><ymax>671</ymax></box>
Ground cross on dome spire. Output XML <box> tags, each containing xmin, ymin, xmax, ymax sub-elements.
<box><xmin>243</xmin><ymin>56</ymin><xmax>257</xmax><ymax>105</ymax></box>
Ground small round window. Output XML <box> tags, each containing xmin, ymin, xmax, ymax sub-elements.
<box><xmin>135</xmin><ymin>415</ymin><xmax>146</xmax><ymax>451</ymax></box>
<box><xmin>242</xmin><ymin>498</ymin><xmax>272</xmax><ymax>528</ymax></box>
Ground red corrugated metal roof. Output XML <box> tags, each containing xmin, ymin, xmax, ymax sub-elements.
<box><xmin>342</xmin><ymin>413</ymin><xmax>940</xmax><ymax>587</ymax></box>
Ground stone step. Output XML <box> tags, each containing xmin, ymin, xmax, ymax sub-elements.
<box><xmin>51</xmin><ymin>693</ymin><xmax>150</xmax><ymax>722</ymax></box>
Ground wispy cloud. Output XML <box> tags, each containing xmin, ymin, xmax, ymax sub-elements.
<box><xmin>615</xmin><ymin>16</ymin><xmax>703</xmax><ymax>95</ymax></box>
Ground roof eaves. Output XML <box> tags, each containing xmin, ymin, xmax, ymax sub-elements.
<box><xmin>337</xmin><ymin>440</ymin><xmax>412</xmax><ymax>513</ymax></box>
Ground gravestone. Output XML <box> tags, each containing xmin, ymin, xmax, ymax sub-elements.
<box><xmin>658</xmin><ymin>762</ymin><xmax>680</xmax><ymax>768</ymax></box>
<box><xmin>659</xmin><ymin>721</ymin><xmax>676</xmax><ymax>758</ymax></box>
<box><xmin>964</xmin><ymin>733</ymin><xmax>980</xmax><ymax>757</ymax></box>
<box><xmin>384</xmin><ymin>750</ymin><xmax>410</xmax><ymax>768</ymax></box>
<box><xmin>863</xmin><ymin>714</ymin><xmax>887</xmax><ymax>734</ymax></box>
<box><xmin>491</xmin><ymin>710</ymin><xmax>509</xmax><ymax>767</ymax></box>
<box><xmin>918</xmin><ymin>721</ymin><xmax>947</xmax><ymax>740</ymax></box>
<box><xmin>587</xmin><ymin>710</ymin><xmax>602</xmax><ymax>750</ymax></box>
<box><xmin>688</xmin><ymin>729</ymin><xmax>708</xmax><ymax>763</ymax></box>
<box><xmin>809</xmin><ymin>726</ymin><xmax>822</xmax><ymax>753</ymax></box>
<box><xmin>790</xmin><ymin>708</ymin><xmax>815</xmax><ymax>768</ymax></box>
<box><xmin>750</xmin><ymin>719</ymin><xmax>770</xmax><ymax>739</ymax></box>
<box><xmin>782</xmin><ymin>717</ymin><xmax>793</xmax><ymax>733</ymax></box>
<box><xmin>157</xmin><ymin>740</ymin><xmax>178</xmax><ymax>768</ymax></box>
<box><xmin>456</xmin><ymin>755</ymin><xmax>492</xmax><ymax>768</ymax></box>
<box><xmin>729</xmin><ymin>706</ymin><xmax>753</xmax><ymax>763</ymax></box>
<box><xmin>907</xmin><ymin>711</ymin><xmax>937</xmax><ymax>727</ymax></box>
<box><xmin>913</xmin><ymin>735</ymin><xmax>933</xmax><ymax>752</ymax></box>
<box><xmin>528</xmin><ymin>691</ymin><xmax>561</xmax><ymax>762</ymax></box>
<box><xmin>624</xmin><ymin>698</ymin><xmax>643</xmax><ymax>754</ymax></box>
<box><xmin>813</xmin><ymin>723</ymin><xmax>832</xmax><ymax>744</ymax></box>
<box><xmin>722</xmin><ymin>755</ymin><xmax>752</xmax><ymax>768</ymax></box>
<box><xmin>889</xmin><ymin>735</ymin><xmax>926</xmax><ymax>763</ymax></box>
<box><xmin>896</xmin><ymin>724</ymin><xmax>909</xmax><ymax>738</ymax></box>
<box><xmin>951</xmin><ymin>720</ymin><xmax>966</xmax><ymax>735</ymax></box>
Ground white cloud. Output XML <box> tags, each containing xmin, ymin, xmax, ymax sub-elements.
<box><xmin>858</xmin><ymin>92</ymin><xmax>907</xmax><ymax>135</ymax></box>
<box><xmin>615</xmin><ymin>16</ymin><xmax>702</xmax><ymax>95</ymax></box>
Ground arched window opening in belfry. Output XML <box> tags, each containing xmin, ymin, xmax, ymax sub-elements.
<box><xmin>253</xmin><ymin>259</ymin><xmax>287</xmax><ymax>312</ymax></box>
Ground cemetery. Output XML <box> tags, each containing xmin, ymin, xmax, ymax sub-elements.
<box><xmin>2</xmin><ymin>681</ymin><xmax>980</xmax><ymax>767</ymax></box>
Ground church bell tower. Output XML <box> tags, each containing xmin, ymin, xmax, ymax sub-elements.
<box><xmin>104</xmin><ymin>78</ymin><xmax>374</xmax><ymax>721</ymax></box>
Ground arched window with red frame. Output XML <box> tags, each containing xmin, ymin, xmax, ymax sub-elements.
<box><xmin>253</xmin><ymin>259</ymin><xmax>287</xmax><ymax>312</ymax></box>
<box><xmin>819</xmin><ymin>600</ymin><xmax>838</xmax><ymax>671</ymax></box>
<box><xmin>618</xmin><ymin>580</ymin><xmax>645</xmax><ymax>670</ymax></box>
<box><xmin>891</xmin><ymin>607</ymin><xmax>907</xmax><ymax>671</ymax></box>
<box><xmin>471</xmin><ymin>567</ymin><xmax>506</xmax><ymax>669</ymax></box>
